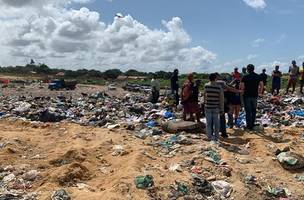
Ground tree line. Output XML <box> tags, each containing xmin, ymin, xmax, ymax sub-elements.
<box><xmin>0</xmin><ymin>63</ymin><xmax>181</xmax><ymax>80</ymax></box>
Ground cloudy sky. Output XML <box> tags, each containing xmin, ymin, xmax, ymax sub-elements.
<box><xmin>0</xmin><ymin>0</ymin><xmax>303</xmax><ymax>73</ymax></box>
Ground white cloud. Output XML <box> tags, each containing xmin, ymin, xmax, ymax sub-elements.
<box><xmin>275</xmin><ymin>34</ymin><xmax>286</xmax><ymax>44</ymax></box>
<box><xmin>252</xmin><ymin>38</ymin><xmax>265</xmax><ymax>47</ymax></box>
<box><xmin>213</xmin><ymin>59</ymin><xmax>244</xmax><ymax>73</ymax></box>
<box><xmin>298</xmin><ymin>55</ymin><xmax>304</xmax><ymax>60</ymax></box>
<box><xmin>243</xmin><ymin>0</ymin><xmax>267</xmax><ymax>10</ymax></box>
<box><xmin>0</xmin><ymin>1</ymin><xmax>216</xmax><ymax>73</ymax></box>
<box><xmin>258</xmin><ymin>60</ymin><xmax>288</xmax><ymax>72</ymax></box>
<box><xmin>247</xmin><ymin>54</ymin><xmax>258</xmax><ymax>60</ymax></box>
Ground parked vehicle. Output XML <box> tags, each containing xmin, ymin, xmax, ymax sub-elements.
<box><xmin>48</xmin><ymin>79</ymin><xmax>77</xmax><ymax>90</ymax></box>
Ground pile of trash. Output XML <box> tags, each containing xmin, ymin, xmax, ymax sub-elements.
<box><xmin>233</xmin><ymin>94</ymin><xmax>304</xmax><ymax>128</ymax></box>
<box><xmin>0</xmin><ymin>91</ymin><xmax>179</xmax><ymax>129</ymax></box>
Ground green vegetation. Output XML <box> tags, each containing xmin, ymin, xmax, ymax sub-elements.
<box><xmin>0</xmin><ymin>62</ymin><xmax>293</xmax><ymax>90</ymax></box>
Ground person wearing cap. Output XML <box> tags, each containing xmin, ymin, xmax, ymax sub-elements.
<box><xmin>170</xmin><ymin>69</ymin><xmax>179</xmax><ymax>106</ymax></box>
<box><xmin>240</xmin><ymin>64</ymin><xmax>264</xmax><ymax>130</ymax></box>
<box><xmin>299</xmin><ymin>62</ymin><xmax>304</xmax><ymax>94</ymax></box>
<box><xmin>260</xmin><ymin>69</ymin><xmax>268</xmax><ymax>94</ymax></box>
<box><xmin>272</xmin><ymin>65</ymin><xmax>282</xmax><ymax>95</ymax></box>
<box><xmin>286</xmin><ymin>60</ymin><xmax>299</xmax><ymax>94</ymax></box>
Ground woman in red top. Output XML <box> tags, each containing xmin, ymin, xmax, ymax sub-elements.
<box><xmin>181</xmin><ymin>74</ymin><xmax>200</xmax><ymax>122</ymax></box>
<box><xmin>232</xmin><ymin>67</ymin><xmax>241</xmax><ymax>82</ymax></box>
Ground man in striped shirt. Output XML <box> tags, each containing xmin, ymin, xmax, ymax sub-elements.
<box><xmin>204</xmin><ymin>73</ymin><xmax>224</xmax><ymax>142</ymax></box>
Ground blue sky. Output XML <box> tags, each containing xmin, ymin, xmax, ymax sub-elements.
<box><xmin>1</xmin><ymin>0</ymin><xmax>304</xmax><ymax>72</ymax></box>
<box><xmin>82</xmin><ymin>0</ymin><xmax>304</xmax><ymax>71</ymax></box>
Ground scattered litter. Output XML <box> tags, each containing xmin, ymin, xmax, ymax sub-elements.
<box><xmin>134</xmin><ymin>175</ymin><xmax>154</xmax><ymax>189</ymax></box>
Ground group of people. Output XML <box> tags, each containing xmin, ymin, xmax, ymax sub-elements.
<box><xmin>178</xmin><ymin>64</ymin><xmax>264</xmax><ymax>143</ymax></box>
<box><xmin>149</xmin><ymin>60</ymin><xmax>304</xmax><ymax>143</ymax></box>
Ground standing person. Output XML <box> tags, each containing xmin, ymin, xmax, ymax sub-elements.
<box><xmin>272</xmin><ymin>65</ymin><xmax>282</xmax><ymax>95</ymax></box>
<box><xmin>240</xmin><ymin>64</ymin><xmax>264</xmax><ymax>130</ymax></box>
<box><xmin>260</xmin><ymin>69</ymin><xmax>268</xmax><ymax>94</ymax></box>
<box><xmin>286</xmin><ymin>60</ymin><xmax>299</xmax><ymax>94</ymax></box>
<box><xmin>193</xmin><ymin>80</ymin><xmax>202</xmax><ymax>122</ymax></box>
<box><xmin>241</xmin><ymin>67</ymin><xmax>247</xmax><ymax>78</ymax></box>
<box><xmin>170</xmin><ymin>69</ymin><xmax>179</xmax><ymax>106</ymax></box>
<box><xmin>231</xmin><ymin>67</ymin><xmax>241</xmax><ymax>83</ymax></box>
<box><xmin>228</xmin><ymin>80</ymin><xmax>241</xmax><ymax>128</ymax></box>
<box><xmin>299</xmin><ymin>62</ymin><xmax>304</xmax><ymax>94</ymax></box>
<box><xmin>215</xmin><ymin>73</ymin><xmax>240</xmax><ymax>138</ymax></box>
<box><xmin>181</xmin><ymin>74</ymin><xmax>200</xmax><ymax>122</ymax></box>
<box><xmin>150</xmin><ymin>75</ymin><xmax>160</xmax><ymax>104</ymax></box>
<box><xmin>204</xmin><ymin>73</ymin><xmax>224</xmax><ymax>143</ymax></box>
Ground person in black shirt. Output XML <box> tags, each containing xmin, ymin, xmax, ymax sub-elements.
<box><xmin>170</xmin><ymin>69</ymin><xmax>179</xmax><ymax>106</ymax></box>
<box><xmin>240</xmin><ymin>64</ymin><xmax>264</xmax><ymax>130</ymax></box>
<box><xmin>260</xmin><ymin>69</ymin><xmax>267</xmax><ymax>94</ymax></box>
<box><xmin>271</xmin><ymin>65</ymin><xmax>282</xmax><ymax>95</ymax></box>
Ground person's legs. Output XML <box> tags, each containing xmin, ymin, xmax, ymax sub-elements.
<box><xmin>189</xmin><ymin>113</ymin><xmax>195</xmax><ymax>122</ymax></box>
<box><xmin>228</xmin><ymin>113</ymin><xmax>233</xmax><ymax>127</ymax></box>
<box><xmin>271</xmin><ymin>81</ymin><xmax>275</xmax><ymax>95</ymax></box>
<box><xmin>228</xmin><ymin>106</ymin><xmax>234</xmax><ymax>128</ymax></box>
<box><xmin>220</xmin><ymin>113</ymin><xmax>227</xmax><ymax>137</ymax></box>
<box><xmin>286</xmin><ymin>79</ymin><xmax>291</xmax><ymax>94</ymax></box>
<box><xmin>235</xmin><ymin>105</ymin><xmax>240</xmax><ymax>119</ymax></box>
<box><xmin>235</xmin><ymin>105</ymin><xmax>241</xmax><ymax>126</ymax></box>
<box><xmin>183</xmin><ymin>112</ymin><xmax>187</xmax><ymax>121</ymax></box>
<box><xmin>151</xmin><ymin>91</ymin><xmax>158</xmax><ymax>104</ymax></box>
<box><xmin>244</xmin><ymin>97</ymin><xmax>253</xmax><ymax>129</ymax></box>
<box><xmin>277</xmin><ymin>82</ymin><xmax>281</xmax><ymax>95</ymax></box>
<box><xmin>205</xmin><ymin>109</ymin><xmax>213</xmax><ymax>140</ymax></box>
<box><xmin>292</xmin><ymin>79</ymin><xmax>296</xmax><ymax>94</ymax></box>
<box><xmin>251</xmin><ymin>98</ymin><xmax>258</xmax><ymax>127</ymax></box>
<box><xmin>155</xmin><ymin>90</ymin><xmax>160</xmax><ymax>102</ymax></box>
<box><xmin>183</xmin><ymin>104</ymin><xmax>187</xmax><ymax>121</ymax></box>
<box><xmin>175</xmin><ymin>90</ymin><xmax>179</xmax><ymax>106</ymax></box>
<box><xmin>213</xmin><ymin>109</ymin><xmax>220</xmax><ymax>141</ymax></box>
<box><xmin>195</xmin><ymin>111</ymin><xmax>201</xmax><ymax>123</ymax></box>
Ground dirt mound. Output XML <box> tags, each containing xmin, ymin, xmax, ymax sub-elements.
<box><xmin>55</xmin><ymin>163</ymin><xmax>91</xmax><ymax>186</ymax></box>
<box><xmin>1</xmin><ymin>120</ymin><xmax>304</xmax><ymax>200</ymax></box>
<box><xmin>49</xmin><ymin>149</ymin><xmax>87</xmax><ymax>167</ymax></box>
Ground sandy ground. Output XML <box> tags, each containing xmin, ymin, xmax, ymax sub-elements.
<box><xmin>0</xmin><ymin>83</ymin><xmax>128</xmax><ymax>98</ymax></box>
<box><xmin>1</xmin><ymin>119</ymin><xmax>304</xmax><ymax>200</ymax></box>
<box><xmin>1</xmin><ymin>82</ymin><xmax>304</xmax><ymax>199</ymax></box>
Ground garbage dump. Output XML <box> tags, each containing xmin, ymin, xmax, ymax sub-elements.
<box><xmin>0</xmin><ymin>83</ymin><xmax>304</xmax><ymax>199</ymax></box>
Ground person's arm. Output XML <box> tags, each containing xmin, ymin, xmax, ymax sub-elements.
<box><xmin>219</xmin><ymin>87</ymin><xmax>224</xmax><ymax>113</ymax></box>
<box><xmin>182</xmin><ymin>84</ymin><xmax>190</xmax><ymax>101</ymax></box>
<box><xmin>203</xmin><ymin>87</ymin><xmax>207</xmax><ymax>104</ymax></box>
<box><xmin>227</xmin><ymin>85</ymin><xmax>240</xmax><ymax>93</ymax></box>
<box><xmin>240</xmin><ymin>82</ymin><xmax>245</xmax><ymax>94</ymax></box>
<box><xmin>258</xmin><ymin>81</ymin><xmax>264</xmax><ymax>95</ymax></box>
